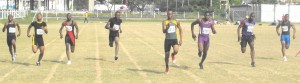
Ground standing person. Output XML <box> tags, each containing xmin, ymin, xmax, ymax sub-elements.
<box><xmin>105</xmin><ymin>11</ymin><xmax>122</xmax><ymax>61</ymax></box>
<box><xmin>59</xmin><ymin>13</ymin><xmax>79</xmax><ymax>65</ymax></box>
<box><xmin>237</xmin><ymin>13</ymin><xmax>256</xmax><ymax>67</ymax></box>
<box><xmin>162</xmin><ymin>11</ymin><xmax>183</xmax><ymax>74</ymax></box>
<box><xmin>191</xmin><ymin>11</ymin><xmax>216</xmax><ymax>69</ymax></box>
<box><xmin>27</xmin><ymin>13</ymin><xmax>48</xmax><ymax>66</ymax></box>
<box><xmin>84</xmin><ymin>11</ymin><xmax>88</xmax><ymax>23</ymax></box>
<box><xmin>276</xmin><ymin>14</ymin><xmax>296</xmax><ymax>61</ymax></box>
<box><xmin>2</xmin><ymin>15</ymin><xmax>21</xmax><ymax>62</ymax></box>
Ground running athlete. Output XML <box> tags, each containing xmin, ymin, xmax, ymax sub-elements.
<box><xmin>2</xmin><ymin>15</ymin><xmax>21</xmax><ymax>62</ymax></box>
<box><xmin>276</xmin><ymin>14</ymin><xmax>296</xmax><ymax>61</ymax></box>
<box><xmin>191</xmin><ymin>11</ymin><xmax>216</xmax><ymax>69</ymax></box>
<box><xmin>59</xmin><ymin>13</ymin><xmax>79</xmax><ymax>65</ymax></box>
<box><xmin>27</xmin><ymin>13</ymin><xmax>48</xmax><ymax>66</ymax></box>
<box><xmin>105</xmin><ymin>11</ymin><xmax>122</xmax><ymax>61</ymax></box>
<box><xmin>162</xmin><ymin>11</ymin><xmax>183</xmax><ymax>74</ymax></box>
<box><xmin>237</xmin><ymin>13</ymin><xmax>256</xmax><ymax>67</ymax></box>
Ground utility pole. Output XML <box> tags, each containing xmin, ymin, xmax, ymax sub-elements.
<box><xmin>176</xmin><ymin>0</ymin><xmax>178</xmax><ymax>12</ymax></box>
<box><xmin>167</xmin><ymin>0</ymin><xmax>169</xmax><ymax>11</ymax></box>
<box><xmin>38</xmin><ymin>0</ymin><xmax>41</xmax><ymax>10</ymax></box>
<box><xmin>288</xmin><ymin>0</ymin><xmax>291</xmax><ymax>15</ymax></box>
<box><xmin>188</xmin><ymin>0</ymin><xmax>189</xmax><ymax>6</ymax></box>
<box><xmin>7</xmin><ymin>0</ymin><xmax>8</xmax><ymax>9</ymax></box>
<box><xmin>181</xmin><ymin>0</ymin><xmax>184</xmax><ymax>7</ymax></box>
<box><xmin>210</xmin><ymin>0</ymin><xmax>212</xmax><ymax>7</ymax></box>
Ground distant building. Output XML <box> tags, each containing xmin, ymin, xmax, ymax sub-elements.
<box><xmin>230</xmin><ymin>4</ymin><xmax>300</xmax><ymax>22</ymax></box>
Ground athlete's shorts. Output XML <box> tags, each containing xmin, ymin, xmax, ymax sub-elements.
<box><xmin>198</xmin><ymin>34</ymin><xmax>210</xmax><ymax>46</ymax></box>
<box><xmin>65</xmin><ymin>36</ymin><xmax>75</xmax><ymax>46</ymax></box>
<box><xmin>240</xmin><ymin>35</ymin><xmax>255</xmax><ymax>48</ymax></box>
<box><xmin>32</xmin><ymin>36</ymin><xmax>44</xmax><ymax>47</ymax></box>
<box><xmin>7</xmin><ymin>35</ymin><xmax>16</xmax><ymax>46</ymax></box>
<box><xmin>281</xmin><ymin>35</ymin><xmax>290</xmax><ymax>45</ymax></box>
<box><xmin>164</xmin><ymin>39</ymin><xmax>178</xmax><ymax>52</ymax></box>
<box><xmin>109</xmin><ymin>32</ymin><xmax>119</xmax><ymax>43</ymax></box>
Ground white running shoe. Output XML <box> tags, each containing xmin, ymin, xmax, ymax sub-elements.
<box><xmin>283</xmin><ymin>56</ymin><xmax>287</xmax><ymax>62</ymax></box>
<box><xmin>171</xmin><ymin>55</ymin><xmax>176</xmax><ymax>64</ymax></box>
<box><xmin>67</xmin><ymin>61</ymin><xmax>72</xmax><ymax>65</ymax></box>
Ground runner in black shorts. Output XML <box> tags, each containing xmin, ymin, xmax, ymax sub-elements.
<box><xmin>2</xmin><ymin>15</ymin><xmax>21</xmax><ymax>62</ymax></box>
<box><xmin>162</xmin><ymin>11</ymin><xmax>183</xmax><ymax>74</ymax></box>
<box><xmin>105</xmin><ymin>11</ymin><xmax>122</xmax><ymax>61</ymax></box>
<box><xmin>237</xmin><ymin>13</ymin><xmax>256</xmax><ymax>67</ymax></box>
<box><xmin>27</xmin><ymin>13</ymin><xmax>48</xmax><ymax>66</ymax></box>
<box><xmin>59</xmin><ymin>13</ymin><xmax>79</xmax><ymax>65</ymax></box>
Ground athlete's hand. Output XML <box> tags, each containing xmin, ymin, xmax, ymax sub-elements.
<box><xmin>212</xmin><ymin>30</ymin><xmax>217</xmax><ymax>34</ymax></box>
<box><xmin>60</xmin><ymin>34</ymin><xmax>63</xmax><ymax>39</ymax></box>
<box><xmin>192</xmin><ymin>34</ymin><xmax>197</xmax><ymax>41</ymax></box>
<box><xmin>43</xmin><ymin>27</ymin><xmax>48</xmax><ymax>34</ymax></box>
<box><xmin>17</xmin><ymin>33</ymin><xmax>20</xmax><ymax>37</ymax></box>
<box><xmin>110</xmin><ymin>28</ymin><xmax>116</xmax><ymax>31</ymax></box>
<box><xmin>179</xmin><ymin>39</ymin><xmax>183</xmax><ymax>46</ymax></box>
<box><xmin>238</xmin><ymin>36</ymin><xmax>241</xmax><ymax>42</ymax></box>
<box><xmin>277</xmin><ymin>33</ymin><xmax>281</xmax><ymax>36</ymax></box>
<box><xmin>120</xmin><ymin>30</ymin><xmax>122</xmax><ymax>33</ymax></box>
<box><xmin>76</xmin><ymin>34</ymin><xmax>78</xmax><ymax>39</ymax></box>
<box><xmin>44</xmin><ymin>30</ymin><xmax>48</xmax><ymax>34</ymax></box>
<box><xmin>27</xmin><ymin>34</ymin><xmax>31</xmax><ymax>38</ymax></box>
<box><xmin>293</xmin><ymin>35</ymin><xmax>296</xmax><ymax>39</ymax></box>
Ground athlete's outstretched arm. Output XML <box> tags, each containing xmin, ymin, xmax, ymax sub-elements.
<box><xmin>27</xmin><ymin>23</ymin><xmax>33</xmax><ymax>37</ymax></box>
<box><xmin>291</xmin><ymin>23</ymin><xmax>296</xmax><ymax>39</ymax></box>
<box><xmin>211</xmin><ymin>20</ymin><xmax>216</xmax><ymax>34</ymax></box>
<box><xmin>177</xmin><ymin>20</ymin><xmax>183</xmax><ymax>45</ymax></box>
<box><xmin>191</xmin><ymin>19</ymin><xmax>199</xmax><ymax>41</ymax></box>
<box><xmin>59</xmin><ymin>22</ymin><xmax>64</xmax><ymax>39</ymax></box>
<box><xmin>74</xmin><ymin>21</ymin><xmax>79</xmax><ymax>39</ymax></box>
<box><xmin>237</xmin><ymin>20</ymin><xmax>244</xmax><ymax>42</ymax></box>
<box><xmin>276</xmin><ymin>23</ymin><xmax>281</xmax><ymax>36</ymax></box>
<box><xmin>16</xmin><ymin>22</ymin><xmax>21</xmax><ymax>37</ymax></box>
<box><xmin>2</xmin><ymin>22</ymin><xmax>7</xmax><ymax>32</ymax></box>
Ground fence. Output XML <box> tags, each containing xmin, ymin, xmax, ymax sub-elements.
<box><xmin>31</xmin><ymin>10</ymin><xmax>227</xmax><ymax>21</ymax></box>
<box><xmin>230</xmin><ymin>10</ymin><xmax>261</xmax><ymax>22</ymax></box>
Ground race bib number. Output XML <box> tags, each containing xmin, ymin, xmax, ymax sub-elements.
<box><xmin>247</xmin><ymin>26</ymin><xmax>254</xmax><ymax>32</ymax></box>
<box><xmin>113</xmin><ymin>24</ymin><xmax>120</xmax><ymax>30</ymax></box>
<box><xmin>36</xmin><ymin>29</ymin><xmax>44</xmax><ymax>35</ymax></box>
<box><xmin>66</xmin><ymin>26</ymin><xmax>73</xmax><ymax>31</ymax></box>
<box><xmin>202</xmin><ymin>28</ymin><xmax>211</xmax><ymax>34</ymax></box>
<box><xmin>167</xmin><ymin>25</ymin><xmax>176</xmax><ymax>33</ymax></box>
<box><xmin>8</xmin><ymin>27</ymin><xmax>16</xmax><ymax>33</ymax></box>
<box><xmin>282</xmin><ymin>26</ymin><xmax>288</xmax><ymax>32</ymax></box>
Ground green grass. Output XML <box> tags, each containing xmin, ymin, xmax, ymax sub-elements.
<box><xmin>0</xmin><ymin>20</ymin><xmax>300</xmax><ymax>83</ymax></box>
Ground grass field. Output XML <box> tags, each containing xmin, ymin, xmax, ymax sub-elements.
<box><xmin>0</xmin><ymin>19</ymin><xmax>300</xmax><ymax>83</ymax></box>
